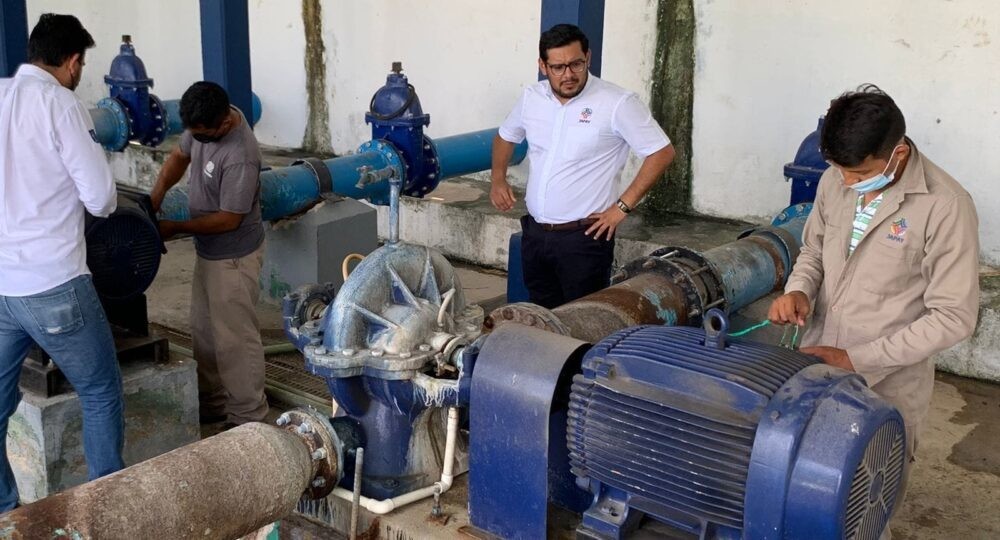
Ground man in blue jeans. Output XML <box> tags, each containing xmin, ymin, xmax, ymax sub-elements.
<box><xmin>0</xmin><ymin>14</ymin><xmax>124</xmax><ymax>510</ymax></box>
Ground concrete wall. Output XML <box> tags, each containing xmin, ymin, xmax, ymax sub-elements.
<box><xmin>690</xmin><ymin>0</ymin><xmax>1000</xmax><ymax>265</ymax></box>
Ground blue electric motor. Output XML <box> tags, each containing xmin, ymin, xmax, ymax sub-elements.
<box><xmin>784</xmin><ymin>117</ymin><xmax>829</xmax><ymax>205</ymax></box>
<box><xmin>568</xmin><ymin>314</ymin><xmax>906</xmax><ymax>540</ymax></box>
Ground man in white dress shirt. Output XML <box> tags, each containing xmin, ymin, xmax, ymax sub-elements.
<box><xmin>491</xmin><ymin>24</ymin><xmax>675</xmax><ymax>308</ymax></box>
<box><xmin>0</xmin><ymin>14</ymin><xmax>124</xmax><ymax>510</ymax></box>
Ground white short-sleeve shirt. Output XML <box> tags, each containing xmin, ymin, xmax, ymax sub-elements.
<box><xmin>0</xmin><ymin>65</ymin><xmax>116</xmax><ymax>296</ymax></box>
<box><xmin>498</xmin><ymin>75</ymin><xmax>670</xmax><ymax>224</ymax></box>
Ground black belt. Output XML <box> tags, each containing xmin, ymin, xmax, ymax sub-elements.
<box><xmin>538</xmin><ymin>218</ymin><xmax>597</xmax><ymax>232</ymax></box>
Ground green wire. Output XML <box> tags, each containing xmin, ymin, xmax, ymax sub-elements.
<box><xmin>728</xmin><ymin>319</ymin><xmax>802</xmax><ymax>349</ymax></box>
<box><xmin>729</xmin><ymin>319</ymin><xmax>771</xmax><ymax>337</ymax></box>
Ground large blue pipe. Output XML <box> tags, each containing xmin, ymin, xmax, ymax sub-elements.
<box><xmin>90</xmin><ymin>93</ymin><xmax>263</xmax><ymax>152</ymax></box>
<box><xmin>160</xmin><ymin>128</ymin><xmax>528</xmax><ymax>222</ymax></box>
<box><xmin>434</xmin><ymin>128</ymin><xmax>528</xmax><ymax>180</ymax></box>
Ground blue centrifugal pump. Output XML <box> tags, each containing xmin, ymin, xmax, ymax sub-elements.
<box><xmin>90</xmin><ymin>35</ymin><xmax>262</xmax><ymax>152</ymax></box>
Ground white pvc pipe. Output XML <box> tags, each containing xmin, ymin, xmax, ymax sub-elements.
<box><xmin>437</xmin><ymin>289</ymin><xmax>456</xmax><ymax>327</ymax></box>
<box><xmin>331</xmin><ymin>407</ymin><xmax>460</xmax><ymax>515</ymax></box>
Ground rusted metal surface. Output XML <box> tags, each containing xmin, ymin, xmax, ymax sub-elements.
<box><xmin>485</xmin><ymin>302</ymin><xmax>572</xmax><ymax>335</ymax></box>
<box><xmin>276</xmin><ymin>408</ymin><xmax>343</xmax><ymax>499</ymax></box>
<box><xmin>490</xmin><ymin>209</ymin><xmax>808</xmax><ymax>346</ymax></box>
<box><xmin>552</xmin><ymin>272</ymin><xmax>688</xmax><ymax>343</ymax></box>
<box><xmin>0</xmin><ymin>420</ymin><xmax>335</xmax><ymax>540</ymax></box>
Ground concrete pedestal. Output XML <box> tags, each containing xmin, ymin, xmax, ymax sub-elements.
<box><xmin>6</xmin><ymin>355</ymin><xmax>199</xmax><ymax>502</ymax></box>
<box><xmin>263</xmin><ymin>197</ymin><xmax>378</xmax><ymax>300</ymax></box>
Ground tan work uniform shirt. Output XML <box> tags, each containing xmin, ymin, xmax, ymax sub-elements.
<box><xmin>785</xmin><ymin>143</ymin><xmax>979</xmax><ymax>454</ymax></box>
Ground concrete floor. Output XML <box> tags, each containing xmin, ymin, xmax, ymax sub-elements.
<box><xmin>148</xmin><ymin>237</ymin><xmax>1000</xmax><ymax>539</ymax></box>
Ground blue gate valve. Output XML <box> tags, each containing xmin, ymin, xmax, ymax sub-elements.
<box><xmin>366</xmin><ymin>62</ymin><xmax>441</xmax><ymax>198</ymax></box>
<box><xmin>100</xmin><ymin>35</ymin><xmax>168</xmax><ymax>151</ymax></box>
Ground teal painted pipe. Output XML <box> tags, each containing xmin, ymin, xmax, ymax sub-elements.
<box><xmin>90</xmin><ymin>104</ymin><xmax>124</xmax><ymax>148</ymax></box>
<box><xmin>160</xmin><ymin>150</ymin><xmax>395</xmax><ymax>222</ymax></box>
<box><xmin>90</xmin><ymin>92</ymin><xmax>263</xmax><ymax>151</ymax></box>
<box><xmin>434</xmin><ymin>128</ymin><xmax>528</xmax><ymax>179</ymax></box>
<box><xmin>162</xmin><ymin>92</ymin><xmax>262</xmax><ymax>135</ymax></box>
<box><xmin>159</xmin><ymin>127</ymin><xmax>523</xmax><ymax>222</ymax></box>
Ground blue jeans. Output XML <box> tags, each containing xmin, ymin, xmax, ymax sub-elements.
<box><xmin>0</xmin><ymin>274</ymin><xmax>124</xmax><ymax>510</ymax></box>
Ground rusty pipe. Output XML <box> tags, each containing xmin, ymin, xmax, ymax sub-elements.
<box><xmin>487</xmin><ymin>206</ymin><xmax>810</xmax><ymax>343</ymax></box>
<box><xmin>0</xmin><ymin>410</ymin><xmax>342</xmax><ymax>540</ymax></box>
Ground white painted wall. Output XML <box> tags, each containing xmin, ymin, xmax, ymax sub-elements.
<box><xmin>26</xmin><ymin>0</ymin><xmax>203</xmax><ymax>110</ymax></box>
<box><xmin>691</xmin><ymin>0</ymin><xmax>1000</xmax><ymax>264</ymax></box>
<box><xmin>25</xmin><ymin>1</ymin><xmax>999</xmax><ymax>262</ymax></box>
<box><xmin>25</xmin><ymin>0</ymin><xmax>656</xmax><ymax>184</ymax></box>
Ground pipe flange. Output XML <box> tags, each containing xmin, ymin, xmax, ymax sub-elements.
<box><xmin>406</xmin><ymin>134</ymin><xmax>442</xmax><ymax>197</ymax></box>
<box><xmin>771</xmin><ymin>202</ymin><xmax>814</xmax><ymax>228</ymax></box>
<box><xmin>356</xmin><ymin>139</ymin><xmax>406</xmax><ymax>204</ymax></box>
<box><xmin>618</xmin><ymin>254</ymin><xmax>706</xmax><ymax>325</ymax></box>
<box><xmin>485</xmin><ymin>302</ymin><xmax>572</xmax><ymax>336</ymax></box>
<box><xmin>275</xmin><ymin>408</ymin><xmax>344</xmax><ymax>500</ymax></box>
<box><xmin>649</xmin><ymin>246</ymin><xmax>728</xmax><ymax>315</ymax></box>
<box><xmin>142</xmin><ymin>94</ymin><xmax>168</xmax><ymax>147</ymax></box>
<box><xmin>96</xmin><ymin>97</ymin><xmax>131</xmax><ymax>152</ymax></box>
<box><xmin>762</xmin><ymin>225</ymin><xmax>802</xmax><ymax>270</ymax></box>
<box><xmin>744</xmin><ymin>226</ymin><xmax>802</xmax><ymax>284</ymax></box>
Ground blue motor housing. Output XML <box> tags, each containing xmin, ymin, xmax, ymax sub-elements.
<box><xmin>568</xmin><ymin>322</ymin><xmax>906</xmax><ymax>540</ymax></box>
<box><xmin>784</xmin><ymin>117</ymin><xmax>829</xmax><ymax>205</ymax></box>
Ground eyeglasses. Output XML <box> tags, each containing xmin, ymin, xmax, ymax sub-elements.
<box><xmin>546</xmin><ymin>59</ymin><xmax>587</xmax><ymax>76</ymax></box>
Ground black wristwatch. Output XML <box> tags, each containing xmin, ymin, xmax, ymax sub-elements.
<box><xmin>616</xmin><ymin>198</ymin><xmax>633</xmax><ymax>214</ymax></box>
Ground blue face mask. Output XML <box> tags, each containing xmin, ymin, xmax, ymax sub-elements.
<box><xmin>850</xmin><ymin>145</ymin><xmax>903</xmax><ymax>194</ymax></box>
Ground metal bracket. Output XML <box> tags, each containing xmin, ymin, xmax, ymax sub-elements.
<box><xmin>468</xmin><ymin>324</ymin><xmax>592</xmax><ymax>539</ymax></box>
<box><xmin>703</xmin><ymin>308</ymin><xmax>730</xmax><ymax>350</ymax></box>
<box><xmin>275</xmin><ymin>408</ymin><xmax>344</xmax><ymax>500</ymax></box>
<box><xmin>292</xmin><ymin>157</ymin><xmax>334</xmax><ymax>195</ymax></box>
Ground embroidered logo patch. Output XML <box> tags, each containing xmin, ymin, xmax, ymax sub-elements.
<box><xmin>579</xmin><ymin>107</ymin><xmax>592</xmax><ymax>123</ymax></box>
<box><xmin>887</xmin><ymin>217</ymin><xmax>907</xmax><ymax>243</ymax></box>
<box><xmin>204</xmin><ymin>160</ymin><xmax>216</xmax><ymax>178</ymax></box>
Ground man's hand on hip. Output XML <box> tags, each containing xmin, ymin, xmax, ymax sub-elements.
<box><xmin>768</xmin><ymin>291</ymin><xmax>811</xmax><ymax>326</ymax></box>
<box><xmin>800</xmin><ymin>346</ymin><xmax>855</xmax><ymax>372</ymax></box>
<box><xmin>585</xmin><ymin>205</ymin><xmax>627</xmax><ymax>241</ymax></box>
<box><xmin>490</xmin><ymin>178</ymin><xmax>516</xmax><ymax>212</ymax></box>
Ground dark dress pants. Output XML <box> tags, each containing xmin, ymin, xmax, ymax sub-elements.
<box><xmin>520</xmin><ymin>215</ymin><xmax>615</xmax><ymax>309</ymax></box>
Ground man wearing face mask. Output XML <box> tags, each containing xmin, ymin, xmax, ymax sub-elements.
<box><xmin>150</xmin><ymin>81</ymin><xmax>268</xmax><ymax>428</ymax></box>
<box><xmin>491</xmin><ymin>24</ymin><xmax>675</xmax><ymax>308</ymax></box>
<box><xmin>769</xmin><ymin>85</ymin><xmax>979</xmax><ymax>535</ymax></box>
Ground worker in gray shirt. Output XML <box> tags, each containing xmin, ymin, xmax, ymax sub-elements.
<box><xmin>150</xmin><ymin>82</ymin><xmax>267</xmax><ymax>428</ymax></box>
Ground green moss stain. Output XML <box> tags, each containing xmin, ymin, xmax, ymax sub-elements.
<box><xmin>268</xmin><ymin>268</ymin><xmax>292</xmax><ymax>299</ymax></box>
<box><xmin>644</xmin><ymin>0</ymin><xmax>696</xmax><ymax>218</ymax></box>
<box><xmin>302</xmin><ymin>0</ymin><xmax>332</xmax><ymax>153</ymax></box>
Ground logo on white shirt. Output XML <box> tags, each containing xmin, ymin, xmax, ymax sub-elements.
<box><xmin>579</xmin><ymin>107</ymin><xmax>593</xmax><ymax>123</ymax></box>
<box><xmin>204</xmin><ymin>161</ymin><xmax>216</xmax><ymax>178</ymax></box>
